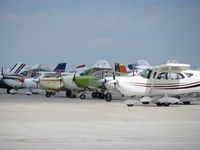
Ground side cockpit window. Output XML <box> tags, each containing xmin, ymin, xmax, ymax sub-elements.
<box><xmin>139</xmin><ymin>69</ymin><xmax>152</xmax><ymax>79</ymax></box>
<box><xmin>185</xmin><ymin>73</ymin><xmax>193</xmax><ymax>78</ymax></box>
<box><xmin>170</xmin><ymin>73</ymin><xmax>184</xmax><ymax>80</ymax></box>
<box><xmin>157</xmin><ymin>72</ymin><xmax>168</xmax><ymax>80</ymax></box>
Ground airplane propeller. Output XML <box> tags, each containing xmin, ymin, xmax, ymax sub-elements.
<box><xmin>112</xmin><ymin>71</ymin><xmax>118</xmax><ymax>89</ymax></box>
<box><xmin>1</xmin><ymin>66</ymin><xmax>5</xmax><ymax>79</ymax></box>
<box><xmin>72</xmin><ymin>73</ymin><xmax>76</xmax><ymax>83</ymax></box>
<box><xmin>112</xmin><ymin>71</ymin><xmax>116</xmax><ymax>80</ymax></box>
<box><xmin>58</xmin><ymin>73</ymin><xmax>63</xmax><ymax>87</ymax></box>
<box><xmin>1</xmin><ymin>66</ymin><xmax>3</xmax><ymax>76</ymax></box>
<box><xmin>32</xmin><ymin>78</ymin><xmax>40</xmax><ymax>89</ymax></box>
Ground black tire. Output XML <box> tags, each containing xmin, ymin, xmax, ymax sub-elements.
<box><xmin>105</xmin><ymin>93</ymin><xmax>112</xmax><ymax>102</ymax></box>
<box><xmin>98</xmin><ymin>93</ymin><xmax>105</xmax><ymax>99</ymax></box>
<box><xmin>127</xmin><ymin>104</ymin><xmax>134</xmax><ymax>107</ymax></box>
<box><xmin>71</xmin><ymin>94</ymin><xmax>76</xmax><ymax>98</ymax></box>
<box><xmin>163</xmin><ymin>103</ymin><xmax>170</xmax><ymax>106</ymax></box>
<box><xmin>66</xmin><ymin>90</ymin><xmax>72</xmax><ymax>98</ymax></box>
<box><xmin>7</xmin><ymin>89</ymin><xmax>11</xmax><ymax>94</ymax></box>
<box><xmin>142</xmin><ymin>102</ymin><xmax>150</xmax><ymax>105</ymax></box>
<box><xmin>156</xmin><ymin>102</ymin><xmax>163</xmax><ymax>106</ymax></box>
<box><xmin>91</xmin><ymin>92</ymin><xmax>97</xmax><ymax>98</ymax></box>
<box><xmin>80</xmin><ymin>94</ymin><xmax>86</xmax><ymax>100</ymax></box>
<box><xmin>46</xmin><ymin>92</ymin><xmax>51</xmax><ymax>97</ymax></box>
<box><xmin>183</xmin><ymin>101</ymin><xmax>191</xmax><ymax>105</ymax></box>
<box><xmin>51</xmin><ymin>92</ymin><xmax>56</xmax><ymax>96</ymax></box>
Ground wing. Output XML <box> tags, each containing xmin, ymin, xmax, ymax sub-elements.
<box><xmin>152</xmin><ymin>63</ymin><xmax>190</xmax><ymax>73</ymax></box>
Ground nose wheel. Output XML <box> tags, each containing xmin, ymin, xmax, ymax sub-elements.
<box><xmin>105</xmin><ymin>93</ymin><xmax>112</xmax><ymax>102</ymax></box>
<box><xmin>45</xmin><ymin>92</ymin><xmax>55</xmax><ymax>97</ymax></box>
<box><xmin>80</xmin><ymin>93</ymin><xmax>86</xmax><ymax>100</ymax></box>
<box><xmin>46</xmin><ymin>91</ymin><xmax>51</xmax><ymax>97</ymax></box>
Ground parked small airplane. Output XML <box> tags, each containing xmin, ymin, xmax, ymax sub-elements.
<box><xmin>2</xmin><ymin>63</ymin><xmax>67</xmax><ymax>94</ymax></box>
<box><xmin>62</xmin><ymin>61</ymin><xmax>128</xmax><ymax>101</ymax></box>
<box><xmin>0</xmin><ymin>62</ymin><xmax>25</xmax><ymax>93</ymax></box>
<box><xmin>39</xmin><ymin>72</ymin><xmax>75</xmax><ymax>97</ymax></box>
<box><xmin>105</xmin><ymin>62</ymin><xmax>200</xmax><ymax>106</ymax></box>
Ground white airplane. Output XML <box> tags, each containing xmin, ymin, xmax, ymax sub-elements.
<box><xmin>2</xmin><ymin>63</ymin><xmax>67</xmax><ymax>94</ymax></box>
<box><xmin>105</xmin><ymin>63</ymin><xmax>200</xmax><ymax>106</ymax></box>
<box><xmin>0</xmin><ymin>62</ymin><xmax>26</xmax><ymax>93</ymax></box>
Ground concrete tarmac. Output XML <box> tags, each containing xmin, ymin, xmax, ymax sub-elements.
<box><xmin>0</xmin><ymin>90</ymin><xmax>200</xmax><ymax>150</ymax></box>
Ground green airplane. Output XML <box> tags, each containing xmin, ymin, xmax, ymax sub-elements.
<box><xmin>62</xmin><ymin>62</ymin><xmax>128</xmax><ymax>101</ymax></box>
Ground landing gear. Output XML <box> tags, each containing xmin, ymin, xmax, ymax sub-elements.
<box><xmin>156</xmin><ymin>102</ymin><xmax>170</xmax><ymax>106</ymax></box>
<box><xmin>91</xmin><ymin>92</ymin><xmax>97</xmax><ymax>98</ymax></box>
<box><xmin>142</xmin><ymin>102</ymin><xmax>150</xmax><ymax>105</ymax></box>
<box><xmin>183</xmin><ymin>101</ymin><xmax>191</xmax><ymax>105</ymax></box>
<box><xmin>156</xmin><ymin>102</ymin><xmax>163</xmax><ymax>106</ymax></box>
<box><xmin>105</xmin><ymin>93</ymin><xmax>112</xmax><ymax>102</ymax></box>
<box><xmin>66</xmin><ymin>90</ymin><xmax>71</xmax><ymax>97</ymax></box>
<box><xmin>92</xmin><ymin>91</ymin><xmax>111</xmax><ymax>101</ymax></box>
<box><xmin>66</xmin><ymin>90</ymin><xmax>76</xmax><ymax>98</ymax></box>
<box><xmin>91</xmin><ymin>92</ymin><xmax>104</xmax><ymax>99</ymax></box>
<box><xmin>46</xmin><ymin>91</ymin><xmax>51</xmax><ymax>97</ymax></box>
<box><xmin>127</xmin><ymin>104</ymin><xmax>134</xmax><ymax>107</ymax></box>
<box><xmin>98</xmin><ymin>92</ymin><xmax>105</xmax><ymax>99</ymax></box>
<box><xmin>7</xmin><ymin>89</ymin><xmax>11</xmax><ymax>94</ymax></box>
<box><xmin>80</xmin><ymin>94</ymin><xmax>86</xmax><ymax>100</ymax></box>
<box><xmin>163</xmin><ymin>103</ymin><xmax>170</xmax><ymax>106</ymax></box>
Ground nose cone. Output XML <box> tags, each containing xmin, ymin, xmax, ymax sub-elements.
<box><xmin>24</xmin><ymin>78</ymin><xmax>37</xmax><ymax>88</ymax></box>
<box><xmin>63</xmin><ymin>76</ymin><xmax>78</xmax><ymax>89</ymax></box>
<box><xmin>32</xmin><ymin>78</ymin><xmax>39</xmax><ymax>83</ymax></box>
<box><xmin>105</xmin><ymin>80</ymin><xmax>118</xmax><ymax>93</ymax></box>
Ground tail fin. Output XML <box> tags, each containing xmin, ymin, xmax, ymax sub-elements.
<box><xmin>10</xmin><ymin>62</ymin><xmax>25</xmax><ymax>74</ymax></box>
<box><xmin>115</xmin><ymin>63</ymin><xmax>128</xmax><ymax>74</ymax></box>
<box><xmin>54</xmin><ymin>63</ymin><xmax>66</xmax><ymax>72</ymax></box>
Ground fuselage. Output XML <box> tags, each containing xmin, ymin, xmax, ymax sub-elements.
<box><xmin>39</xmin><ymin>72</ymin><xmax>74</xmax><ymax>92</ymax></box>
<box><xmin>105</xmin><ymin>70</ymin><xmax>200</xmax><ymax>97</ymax></box>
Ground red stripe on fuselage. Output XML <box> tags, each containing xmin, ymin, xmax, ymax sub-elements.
<box><xmin>130</xmin><ymin>81</ymin><xmax>200</xmax><ymax>88</ymax></box>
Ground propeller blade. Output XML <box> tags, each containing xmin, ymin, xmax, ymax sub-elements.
<box><xmin>112</xmin><ymin>72</ymin><xmax>115</xmax><ymax>80</ymax></box>
<box><xmin>37</xmin><ymin>78</ymin><xmax>40</xmax><ymax>89</ymax></box>
<box><xmin>1</xmin><ymin>66</ymin><xmax>4</xmax><ymax>77</ymax></box>
<box><xmin>102</xmin><ymin>67</ymin><xmax>105</xmax><ymax>79</ymax></box>
<box><xmin>60</xmin><ymin>79</ymin><xmax>62</xmax><ymax>86</ymax></box>
<box><xmin>114</xmin><ymin>82</ymin><xmax>117</xmax><ymax>88</ymax></box>
<box><xmin>72</xmin><ymin>73</ymin><xmax>76</xmax><ymax>83</ymax></box>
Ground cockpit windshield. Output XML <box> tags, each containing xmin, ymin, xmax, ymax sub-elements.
<box><xmin>33</xmin><ymin>73</ymin><xmax>42</xmax><ymax>79</ymax></box>
<box><xmin>139</xmin><ymin>69</ymin><xmax>152</xmax><ymax>79</ymax></box>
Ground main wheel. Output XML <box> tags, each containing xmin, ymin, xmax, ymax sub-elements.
<box><xmin>98</xmin><ymin>93</ymin><xmax>105</xmax><ymax>99</ymax></box>
<box><xmin>156</xmin><ymin>102</ymin><xmax>163</xmax><ymax>106</ymax></box>
<box><xmin>142</xmin><ymin>102</ymin><xmax>150</xmax><ymax>105</ymax></box>
<box><xmin>80</xmin><ymin>94</ymin><xmax>86</xmax><ymax>100</ymax></box>
<box><xmin>183</xmin><ymin>101</ymin><xmax>190</xmax><ymax>105</ymax></box>
<box><xmin>163</xmin><ymin>103</ymin><xmax>170</xmax><ymax>106</ymax></box>
<box><xmin>46</xmin><ymin>92</ymin><xmax>51</xmax><ymax>97</ymax></box>
<box><xmin>91</xmin><ymin>92</ymin><xmax>97</xmax><ymax>98</ymax></box>
<box><xmin>66</xmin><ymin>90</ymin><xmax>72</xmax><ymax>97</ymax></box>
<box><xmin>71</xmin><ymin>94</ymin><xmax>76</xmax><ymax>98</ymax></box>
<box><xmin>7</xmin><ymin>89</ymin><xmax>11</xmax><ymax>94</ymax></box>
<box><xmin>105</xmin><ymin>93</ymin><xmax>112</xmax><ymax>102</ymax></box>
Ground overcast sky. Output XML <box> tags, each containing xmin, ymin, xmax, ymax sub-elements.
<box><xmin>0</xmin><ymin>0</ymin><xmax>200</xmax><ymax>70</ymax></box>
